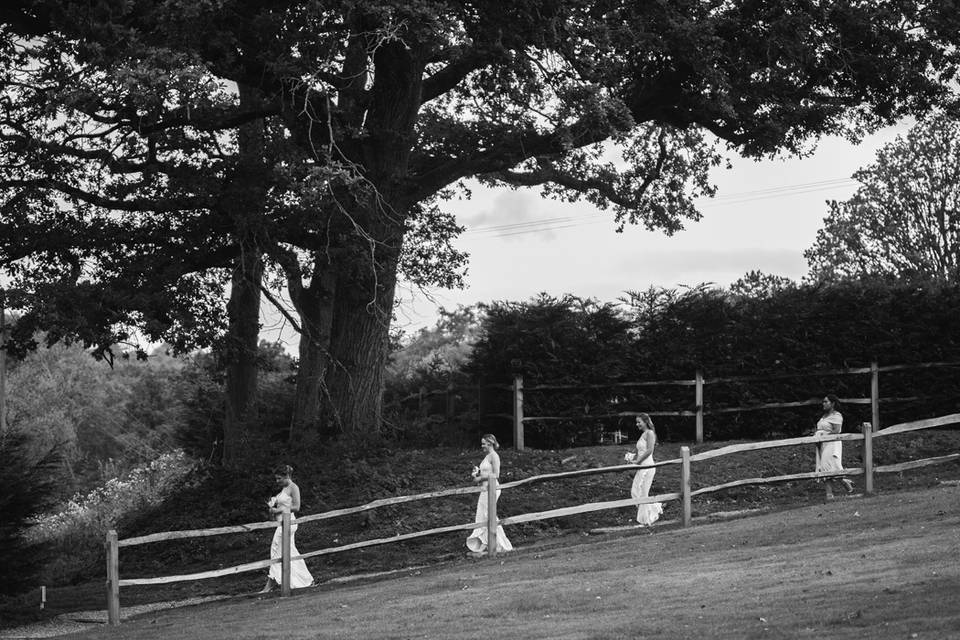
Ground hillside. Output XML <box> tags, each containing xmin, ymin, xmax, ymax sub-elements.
<box><xmin>4</xmin><ymin>428</ymin><xmax>960</xmax><ymax>630</ymax></box>
<box><xmin>35</xmin><ymin>484</ymin><xmax>960</xmax><ymax>639</ymax></box>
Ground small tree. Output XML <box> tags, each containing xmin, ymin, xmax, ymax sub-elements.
<box><xmin>0</xmin><ymin>432</ymin><xmax>61</xmax><ymax>596</ymax></box>
<box><xmin>805</xmin><ymin>114</ymin><xmax>960</xmax><ymax>282</ymax></box>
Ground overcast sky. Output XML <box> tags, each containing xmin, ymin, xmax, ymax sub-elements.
<box><xmin>384</xmin><ymin>121</ymin><xmax>913</xmax><ymax>337</ymax></box>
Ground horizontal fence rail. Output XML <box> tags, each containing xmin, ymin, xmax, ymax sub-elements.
<box><xmin>689</xmin><ymin>469</ymin><xmax>865</xmax><ymax>497</ymax></box>
<box><xmin>499</xmin><ymin>493</ymin><xmax>681</xmax><ymax>527</ymax></box>
<box><xmin>389</xmin><ymin>359</ymin><xmax>960</xmax><ymax>449</ymax></box>
<box><xmin>388</xmin><ymin>360</ymin><xmax>960</xmax><ymax>408</ymax></box>
<box><xmin>510</xmin><ymin>360</ymin><xmax>960</xmax><ymax>447</ymax></box>
<box><xmin>105</xmin><ymin>412</ymin><xmax>960</xmax><ymax>625</ymax></box>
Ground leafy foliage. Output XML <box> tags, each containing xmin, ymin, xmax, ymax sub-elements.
<box><xmin>0</xmin><ymin>432</ymin><xmax>62</xmax><ymax>596</ymax></box>
<box><xmin>387</xmin><ymin>306</ymin><xmax>484</xmax><ymax>392</ymax></box>
<box><xmin>3</xmin><ymin>336</ymin><xmax>297</xmax><ymax>493</ymax></box>
<box><xmin>459</xmin><ymin>279</ymin><xmax>960</xmax><ymax>444</ymax></box>
<box><xmin>464</xmin><ymin>295</ymin><xmax>637</xmax><ymax>448</ymax></box>
<box><xmin>730</xmin><ymin>270</ymin><xmax>798</xmax><ymax>299</ymax></box>
<box><xmin>805</xmin><ymin>113</ymin><xmax>960</xmax><ymax>282</ymax></box>
<box><xmin>5</xmin><ymin>343</ymin><xmax>186</xmax><ymax>493</ymax></box>
<box><xmin>26</xmin><ymin>450</ymin><xmax>197</xmax><ymax>585</ymax></box>
<box><xmin>467</xmin><ymin>295</ymin><xmax>635</xmax><ymax>383</ymax></box>
<box><xmin>4</xmin><ymin>0</ymin><xmax>960</xmax><ymax>443</ymax></box>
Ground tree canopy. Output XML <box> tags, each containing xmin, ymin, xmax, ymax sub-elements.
<box><xmin>3</xmin><ymin>0</ymin><xmax>960</xmax><ymax>456</ymax></box>
<box><xmin>805</xmin><ymin>113</ymin><xmax>960</xmax><ymax>282</ymax></box>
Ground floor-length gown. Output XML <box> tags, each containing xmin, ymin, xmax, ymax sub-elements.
<box><xmin>466</xmin><ymin>457</ymin><xmax>514</xmax><ymax>553</ymax></box>
<box><xmin>268</xmin><ymin>491</ymin><xmax>314</xmax><ymax>588</ymax></box>
<box><xmin>629</xmin><ymin>438</ymin><xmax>664</xmax><ymax>526</ymax></box>
<box><xmin>815</xmin><ymin>413</ymin><xmax>844</xmax><ymax>474</ymax></box>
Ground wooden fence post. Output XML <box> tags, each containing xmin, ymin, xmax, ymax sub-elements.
<box><xmin>105</xmin><ymin>529</ymin><xmax>120</xmax><ymax>626</ymax></box>
<box><xmin>681</xmin><ymin>446</ymin><xmax>692</xmax><ymax>527</ymax></box>
<box><xmin>870</xmin><ymin>361</ymin><xmax>880</xmax><ymax>432</ymax></box>
<box><xmin>862</xmin><ymin>422</ymin><xmax>874</xmax><ymax>495</ymax></box>
<box><xmin>695</xmin><ymin>370</ymin><xmax>704</xmax><ymax>444</ymax></box>
<box><xmin>513</xmin><ymin>375</ymin><xmax>524</xmax><ymax>451</ymax></box>
<box><xmin>486</xmin><ymin>476</ymin><xmax>499</xmax><ymax>557</ymax></box>
<box><xmin>281</xmin><ymin>512</ymin><xmax>291</xmax><ymax>597</ymax></box>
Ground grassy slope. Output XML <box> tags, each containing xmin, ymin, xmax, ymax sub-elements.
<box><xmin>63</xmin><ymin>484</ymin><xmax>960</xmax><ymax>640</ymax></box>
<box><xmin>4</xmin><ymin>429</ymin><xmax>960</xmax><ymax>628</ymax></box>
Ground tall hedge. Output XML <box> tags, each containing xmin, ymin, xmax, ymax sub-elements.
<box><xmin>463</xmin><ymin>278</ymin><xmax>960</xmax><ymax>445</ymax></box>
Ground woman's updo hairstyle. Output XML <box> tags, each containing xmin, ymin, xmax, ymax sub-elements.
<box><xmin>273</xmin><ymin>464</ymin><xmax>294</xmax><ymax>477</ymax></box>
<box><xmin>482</xmin><ymin>434</ymin><xmax>500</xmax><ymax>450</ymax></box>
<box><xmin>825</xmin><ymin>394</ymin><xmax>842</xmax><ymax>413</ymax></box>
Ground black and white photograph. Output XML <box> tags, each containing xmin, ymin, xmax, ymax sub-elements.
<box><xmin>2</xmin><ymin>1</ymin><xmax>960</xmax><ymax>638</ymax></box>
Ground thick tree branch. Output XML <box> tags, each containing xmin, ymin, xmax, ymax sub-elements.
<box><xmin>408</xmin><ymin>116</ymin><xmax>623</xmax><ymax>202</ymax></box>
<box><xmin>90</xmin><ymin>103</ymin><xmax>280</xmax><ymax>136</ymax></box>
<box><xmin>490</xmin><ymin>130</ymin><xmax>669</xmax><ymax>208</ymax></box>
<box><xmin>421</xmin><ymin>47</ymin><xmax>496</xmax><ymax>103</ymax></box>
<box><xmin>0</xmin><ymin>132</ymin><xmax>183</xmax><ymax>175</ymax></box>
<box><xmin>0</xmin><ymin>178</ymin><xmax>210</xmax><ymax>212</ymax></box>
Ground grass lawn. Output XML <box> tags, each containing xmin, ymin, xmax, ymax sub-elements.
<box><xmin>62</xmin><ymin>483</ymin><xmax>960</xmax><ymax>639</ymax></box>
<box><xmin>3</xmin><ymin>427</ymin><xmax>959</xmax><ymax>638</ymax></box>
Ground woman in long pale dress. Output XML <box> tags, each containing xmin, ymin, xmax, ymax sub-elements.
<box><xmin>466</xmin><ymin>434</ymin><xmax>514</xmax><ymax>554</ymax></box>
<box><xmin>625</xmin><ymin>414</ymin><xmax>663</xmax><ymax>526</ymax></box>
<box><xmin>814</xmin><ymin>395</ymin><xmax>854</xmax><ymax>500</ymax></box>
<box><xmin>260</xmin><ymin>464</ymin><xmax>314</xmax><ymax>592</ymax></box>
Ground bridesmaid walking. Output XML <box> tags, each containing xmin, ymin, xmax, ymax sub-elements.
<box><xmin>814</xmin><ymin>395</ymin><xmax>855</xmax><ymax>500</ymax></box>
<box><xmin>260</xmin><ymin>464</ymin><xmax>314</xmax><ymax>592</ymax></box>
<box><xmin>625</xmin><ymin>414</ymin><xmax>663</xmax><ymax>526</ymax></box>
<box><xmin>466</xmin><ymin>434</ymin><xmax>514</xmax><ymax>554</ymax></box>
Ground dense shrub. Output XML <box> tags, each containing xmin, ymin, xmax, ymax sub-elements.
<box><xmin>459</xmin><ymin>278</ymin><xmax>960</xmax><ymax>444</ymax></box>
<box><xmin>462</xmin><ymin>295</ymin><xmax>638</xmax><ymax>448</ymax></box>
<box><xmin>0</xmin><ymin>433</ymin><xmax>62</xmax><ymax>596</ymax></box>
<box><xmin>27</xmin><ymin>450</ymin><xmax>198</xmax><ymax>584</ymax></box>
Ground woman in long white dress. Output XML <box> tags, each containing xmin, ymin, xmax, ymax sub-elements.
<box><xmin>814</xmin><ymin>395</ymin><xmax>854</xmax><ymax>499</ymax></box>
<box><xmin>466</xmin><ymin>434</ymin><xmax>514</xmax><ymax>554</ymax></box>
<box><xmin>625</xmin><ymin>414</ymin><xmax>663</xmax><ymax>526</ymax></box>
<box><xmin>260</xmin><ymin>464</ymin><xmax>314</xmax><ymax>592</ymax></box>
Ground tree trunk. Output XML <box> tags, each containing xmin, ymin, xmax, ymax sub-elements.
<box><xmin>296</xmin><ymin>39</ymin><xmax>423</xmax><ymax>438</ymax></box>
<box><xmin>321</xmin><ymin>235</ymin><xmax>401</xmax><ymax>437</ymax></box>
<box><xmin>222</xmin><ymin>246</ymin><xmax>263</xmax><ymax>467</ymax></box>
<box><xmin>289</xmin><ymin>266</ymin><xmax>337</xmax><ymax>441</ymax></box>
<box><xmin>220</xmin><ymin>83</ymin><xmax>267</xmax><ymax>468</ymax></box>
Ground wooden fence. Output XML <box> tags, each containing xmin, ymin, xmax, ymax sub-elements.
<box><xmin>104</xmin><ymin>412</ymin><xmax>960</xmax><ymax>625</ymax></box>
<box><xmin>393</xmin><ymin>360</ymin><xmax>960</xmax><ymax>449</ymax></box>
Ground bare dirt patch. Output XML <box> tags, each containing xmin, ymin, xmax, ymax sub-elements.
<box><xmin>53</xmin><ymin>484</ymin><xmax>960</xmax><ymax>640</ymax></box>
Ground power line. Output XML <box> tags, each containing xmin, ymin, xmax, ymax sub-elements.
<box><xmin>462</xmin><ymin>177</ymin><xmax>858</xmax><ymax>239</ymax></box>
<box><xmin>709</xmin><ymin>177</ymin><xmax>854</xmax><ymax>200</ymax></box>
<box><xmin>700</xmin><ymin>181</ymin><xmax>856</xmax><ymax>208</ymax></box>
<box><xmin>466</xmin><ymin>214</ymin><xmax>588</xmax><ymax>235</ymax></box>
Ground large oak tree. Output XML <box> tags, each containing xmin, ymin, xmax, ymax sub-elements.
<box><xmin>3</xmin><ymin>0</ymin><xmax>960</xmax><ymax>460</ymax></box>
